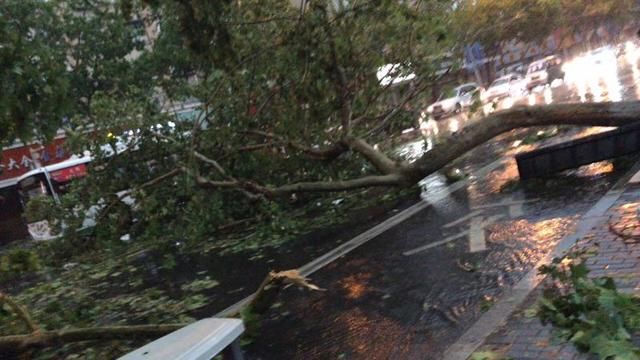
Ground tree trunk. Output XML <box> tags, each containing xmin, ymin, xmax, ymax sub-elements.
<box><xmin>0</xmin><ymin>324</ymin><xmax>186</xmax><ymax>354</ymax></box>
<box><xmin>402</xmin><ymin>101</ymin><xmax>640</xmax><ymax>183</ymax></box>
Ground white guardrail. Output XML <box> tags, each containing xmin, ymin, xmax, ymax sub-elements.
<box><xmin>118</xmin><ymin>318</ymin><xmax>245</xmax><ymax>360</ymax></box>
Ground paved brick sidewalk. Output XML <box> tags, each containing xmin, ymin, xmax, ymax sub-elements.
<box><xmin>476</xmin><ymin>187</ymin><xmax>640</xmax><ymax>360</ymax></box>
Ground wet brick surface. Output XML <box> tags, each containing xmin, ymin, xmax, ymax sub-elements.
<box><xmin>478</xmin><ymin>187</ymin><xmax>640</xmax><ymax>360</ymax></box>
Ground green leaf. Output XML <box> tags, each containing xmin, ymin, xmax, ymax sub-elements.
<box><xmin>470</xmin><ymin>351</ymin><xmax>501</xmax><ymax>360</ymax></box>
<box><xmin>523</xmin><ymin>307</ymin><xmax>538</xmax><ymax>318</ymax></box>
<box><xmin>570</xmin><ymin>262</ymin><xmax>589</xmax><ymax>281</ymax></box>
<box><xmin>538</xmin><ymin>297</ymin><xmax>557</xmax><ymax>311</ymax></box>
<box><xmin>591</xmin><ymin>335</ymin><xmax>639</xmax><ymax>360</ymax></box>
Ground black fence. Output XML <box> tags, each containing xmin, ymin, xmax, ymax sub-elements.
<box><xmin>516</xmin><ymin>121</ymin><xmax>640</xmax><ymax>179</ymax></box>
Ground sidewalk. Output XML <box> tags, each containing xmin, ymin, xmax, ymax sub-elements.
<box><xmin>469</xmin><ymin>184</ymin><xmax>640</xmax><ymax>360</ymax></box>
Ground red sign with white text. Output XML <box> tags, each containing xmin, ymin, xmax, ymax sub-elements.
<box><xmin>50</xmin><ymin>164</ymin><xmax>87</xmax><ymax>182</ymax></box>
<box><xmin>0</xmin><ymin>137</ymin><xmax>71</xmax><ymax>182</ymax></box>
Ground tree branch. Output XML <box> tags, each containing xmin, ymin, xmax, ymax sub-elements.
<box><xmin>360</xmin><ymin>79</ymin><xmax>430</xmax><ymax>138</ymax></box>
<box><xmin>0</xmin><ymin>269</ymin><xmax>321</xmax><ymax>353</ymax></box>
<box><xmin>268</xmin><ymin>173</ymin><xmax>405</xmax><ymax>196</ymax></box>
<box><xmin>95</xmin><ymin>168</ymin><xmax>183</xmax><ymax>225</ymax></box>
<box><xmin>195</xmin><ymin>102</ymin><xmax>640</xmax><ymax>198</ymax></box>
<box><xmin>137</xmin><ymin>168</ymin><xmax>182</xmax><ymax>189</ymax></box>
<box><xmin>243</xmin><ymin>130</ymin><xmax>348</xmax><ymax>160</ymax></box>
<box><xmin>346</xmin><ymin>137</ymin><xmax>399</xmax><ymax>174</ymax></box>
<box><xmin>238</xmin><ymin>142</ymin><xmax>281</xmax><ymax>152</ymax></box>
<box><xmin>0</xmin><ymin>324</ymin><xmax>186</xmax><ymax>352</ymax></box>
<box><xmin>0</xmin><ymin>292</ymin><xmax>39</xmax><ymax>333</ymax></box>
<box><xmin>191</xmin><ymin>168</ymin><xmax>403</xmax><ymax>197</ymax></box>
<box><xmin>320</xmin><ymin>5</ymin><xmax>352</xmax><ymax>136</ymax></box>
<box><xmin>193</xmin><ymin>151</ymin><xmax>228</xmax><ymax>177</ymax></box>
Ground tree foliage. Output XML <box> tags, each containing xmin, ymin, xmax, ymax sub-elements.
<box><xmin>53</xmin><ymin>0</ymin><xmax>456</xmax><ymax>250</ymax></box>
<box><xmin>539</xmin><ymin>251</ymin><xmax>640</xmax><ymax>359</ymax></box>
<box><xmin>0</xmin><ymin>0</ymin><xmax>69</xmax><ymax>143</ymax></box>
<box><xmin>454</xmin><ymin>0</ymin><xmax>638</xmax><ymax>47</ymax></box>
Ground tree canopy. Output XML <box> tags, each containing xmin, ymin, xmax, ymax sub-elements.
<box><xmin>454</xmin><ymin>0</ymin><xmax>637</xmax><ymax>47</ymax></box>
<box><xmin>0</xmin><ymin>0</ymin><xmax>69</xmax><ymax>142</ymax></box>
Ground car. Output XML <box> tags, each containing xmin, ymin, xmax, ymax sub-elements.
<box><xmin>481</xmin><ymin>73</ymin><xmax>526</xmax><ymax>103</ymax></box>
<box><xmin>426</xmin><ymin>83</ymin><xmax>481</xmax><ymax>120</ymax></box>
<box><xmin>497</xmin><ymin>62</ymin><xmax>525</xmax><ymax>78</ymax></box>
<box><xmin>525</xmin><ymin>55</ymin><xmax>564</xmax><ymax>91</ymax></box>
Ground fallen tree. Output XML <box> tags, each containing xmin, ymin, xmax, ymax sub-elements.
<box><xmin>190</xmin><ymin>101</ymin><xmax>640</xmax><ymax>196</ymax></box>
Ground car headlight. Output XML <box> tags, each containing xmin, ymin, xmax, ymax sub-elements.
<box><xmin>427</xmin><ymin>105</ymin><xmax>433</xmax><ymax>113</ymax></box>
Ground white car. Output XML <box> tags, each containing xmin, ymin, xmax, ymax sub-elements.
<box><xmin>426</xmin><ymin>83</ymin><xmax>481</xmax><ymax>120</ymax></box>
<box><xmin>497</xmin><ymin>62</ymin><xmax>525</xmax><ymax>77</ymax></box>
<box><xmin>481</xmin><ymin>73</ymin><xmax>526</xmax><ymax>103</ymax></box>
<box><xmin>526</xmin><ymin>55</ymin><xmax>563</xmax><ymax>91</ymax></box>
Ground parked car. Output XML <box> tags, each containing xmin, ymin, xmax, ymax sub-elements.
<box><xmin>426</xmin><ymin>83</ymin><xmax>481</xmax><ymax>120</ymax></box>
<box><xmin>525</xmin><ymin>55</ymin><xmax>564</xmax><ymax>91</ymax></box>
<box><xmin>497</xmin><ymin>62</ymin><xmax>525</xmax><ymax>77</ymax></box>
<box><xmin>481</xmin><ymin>73</ymin><xmax>526</xmax><ymax>103</ymax></box>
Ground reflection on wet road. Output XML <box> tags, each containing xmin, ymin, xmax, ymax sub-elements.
<box><xmin>247</xmin><ymin>47</ymin><xmax>640</xmax><ymax>359</ymax></box>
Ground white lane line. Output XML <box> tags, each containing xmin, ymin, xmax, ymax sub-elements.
<box><xmin>215</xmin><ymin>158</ymin><xmax>507</xmax><ymax>317</ymax></box>
<box><xmin>468</xmin><ymin>216</ymin><xmax>486</xmax><ymax>253</ymax></box>
<box><xmin>468</xmin><ymin>215</ymin><xmax>503</xmax><ymax>253</ymax></box>
<box><xmin>629</xmin><ymin>170</ymin><xmax>640</xmax><ymax>184</ymax></box>
<box><xmin>443</xmin><ymin>210</ymin><xmax>483</xmax><ymax>229</ymax></box>
<box><xmin>403</xmin><ymin>231</ymin><xmax>470</xmax><ymax>256</ymax></box>
<box><xmin>509</xmin><ymin>203</ymin><xmax>524</xmax><ymax>218</ymax></box>
<box><xmin>481</xmin><ymin>214</ymin><xmax>504</xmax><ymax>227</ymax></box>
<box><xmin>471</xmin><ymin>198</ymin><xmax>539</xmax><ymax>210</ymax></box>
<box><xmin>405</xmin><ymin>213</ymin><xmax>505</xmax><ymax>256</ymax></box>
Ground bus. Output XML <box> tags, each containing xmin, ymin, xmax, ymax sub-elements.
<box><xmin>16</xmin><ymin>156</ymin><xmax>95</xmax><ymax>241</ymax></box>
<box><xmin>12</xmin><ymin>101</ymin><xmax>205</xmax><ymax>241</ymax></box>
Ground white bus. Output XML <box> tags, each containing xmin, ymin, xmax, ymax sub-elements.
<box><xmin>17</xmin><ymin>156</ymin><xmax>94</xmax><ymax>241</ymax></box>
<box><xmin>16</xmin><ymin>137</ymin><xmax>134</xmax><ymax>241</ymax></box>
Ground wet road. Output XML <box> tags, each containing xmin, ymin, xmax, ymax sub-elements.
<box><xmin>248</xmin><ymin>155</ymin><xmax>631</xmax><ymax>359</ymax></box>
<box><xmin>246</xmin><ymin>46</ymin><xmax>640</xmax><ymax>359</ymax></box>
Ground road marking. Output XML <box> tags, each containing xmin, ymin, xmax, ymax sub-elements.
<box><xmin>509</xmin><ymin>203</ymin><xmax>524</xmax><ymax>217</ymax></box>
<box><xmin>468</xmin><ymin>214</ymin><xmax>503</xmax><ymax>253</ymax></box>
<box><xmin>405</xmin><ymin>211</ymin><xmax>505</xmax><ymax>256</ymax></box>
<box><xmin>402</xmin><ymin>231</ymin><xmax>470</xmax><ymax>256</ymax></box>
<box><xmin>471</xmin><ymin>198</ymin><xmax>539</xmax><ymax>210</ymax></box>
<box><xmin>443</xmin><ymin>210</ymin><xmax>483</xmax><ymax>228</ymax></box>
<box><xmin>215</xmin><ymin>158</ymin><xmax>507</xmax><ymax>317</ymax></box>
<box><xmin>629</xmin><ymin>169</ymin><xmax>640</xmax><ymax>184</ymax></box>
<box><xmin>468</xmin><ymin>216</ymin><xmax>485</xmax><ymax>252</ymax></box>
